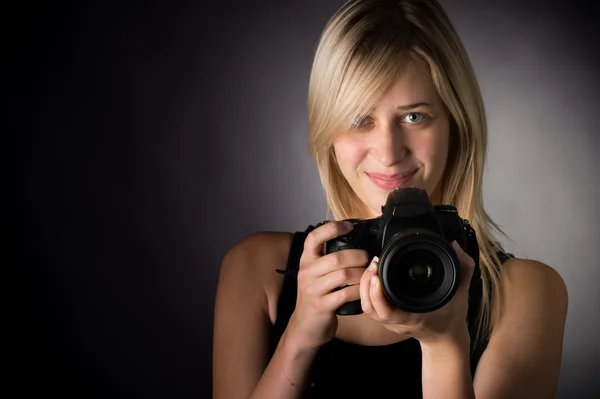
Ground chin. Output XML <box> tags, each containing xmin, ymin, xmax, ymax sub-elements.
<box><xmin>366</xmin><ymin>195</ymin><xmax>389</xmax><ymax>217</ymax></box>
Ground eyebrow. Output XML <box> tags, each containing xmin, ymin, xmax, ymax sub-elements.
<box><xmin>396</xmin><ymin>102</ymin><xmax>434</xmax><ymax>111</ymax></box>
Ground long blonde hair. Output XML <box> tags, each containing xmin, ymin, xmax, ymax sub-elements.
<box><xmin>307</xmin><ymin>0</ymin><xmax>510</xmax><ymax>347</ymax></box>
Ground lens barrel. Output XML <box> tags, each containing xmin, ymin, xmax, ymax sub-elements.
<box><xmin>379</xmin><ymin>229</ymin><xmax>459</xmax><ymax>313</ymax></box>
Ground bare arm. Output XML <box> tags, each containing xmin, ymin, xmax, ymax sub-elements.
<box><xmin>473</xmin><ymin>259</ymin><xmax>568</xmax><ymax>398</ymax></box>
<box><xmin>421</xmin><ymin>331</ymin><xmax>474</xmax><ymax>399</ymax></box>
<box><xmin>213</xmin><ymin>222</ymin><xmax>367</xmax><ymax>398</ymax></box>
<box><xmin>213</xmin><ymin>232</ymin><xmax>315</xmax><ymax>399</ymax></box>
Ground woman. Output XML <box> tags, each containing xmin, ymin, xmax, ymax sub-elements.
<box><xmin>213</xmin><ymin>0</ymin><xmax>568</xmax><ymax>398</ymax></box>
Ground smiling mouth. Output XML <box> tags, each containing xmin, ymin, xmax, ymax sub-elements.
<box><xmin>367</xmin><ymin>169</ymin><xmax>418</xmax><ymax>190</ymax></box>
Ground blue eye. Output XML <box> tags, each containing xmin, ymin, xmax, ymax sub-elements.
<box><xmin>402</xmin><ymin>112</ymin><xmax>427</xmax><ymax>124</ymax></box>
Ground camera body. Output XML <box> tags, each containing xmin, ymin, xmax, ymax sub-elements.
<box><xmin>325</xmin><ymin>186</ymin><xmax>479</xmax><ymax>315</ymax></box>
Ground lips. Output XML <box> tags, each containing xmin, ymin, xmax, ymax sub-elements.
<box><xmin>366</xmin><ymin>169</ymin><xmax>417</xmax><ymax>190</ymax></box>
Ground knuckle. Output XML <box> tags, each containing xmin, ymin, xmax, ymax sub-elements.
<box><xmin>297</xmin><ymin>269</ymin><xmax>309</xmax><ymax>283</ymax></box>
<box><xmin>298</xmin><ymin>258</ymin><xmax>307</xmax><ymax>269</ymax></box>
<box><xmin>332</xmin><ymin>251</ymin><xmax>344</xmax><ymax>266</ymax></box>
<box><xmin>338</xmin><ymin>288</ymin><xmax>350</xmax><ymax>303</ymax></box>
<box><xmin>337</xmin><ymin>268</ymin><xmax>349</xmax><ymax>282</ymax></box>
<box><xmin>304</xmin><ymin>232</ymin><xmax>317</xmax><ymax>249</ymax></box>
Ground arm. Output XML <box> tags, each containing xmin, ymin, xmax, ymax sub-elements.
<box><xmin>420</xmin><ymin>329</ymin><xmax>474</xmax><ymax>399</ymax></box>
<box><xmin>213</xmin><ymin>222</ymin><xmax>367</xmax><ymax>398</ymax></box>
<box><xmin>419</xmin><ymin>259</ymin><xmax>568</xmax><ymax>399</ymax></box>
<box><xmin>212</xmin><ymin>232</ymin><xmax>317</xmax><ymax>399</ymax></box>
<box><xmin>472</xmin><ymin>259</ymin><xmax>568</xmax><ymax>398</ymax></box>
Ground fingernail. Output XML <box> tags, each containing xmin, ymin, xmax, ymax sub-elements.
<box><xmin>370</xmin><ymin>275</ymin><xmax>377</xmax><ymax>288</ymax></box>
<box><xmin>342</xmin><ymin>221</ymin><xmax>354</xmax><ymax>230</ymax></box>
<box><xmin>367</xmin><ymin>256</ymin><xmax>379</xmax><ymax>272</ymax></box>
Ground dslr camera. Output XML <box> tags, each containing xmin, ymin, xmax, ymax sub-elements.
<box><xmin>325</xmin><ymin>186</ymin><xmax>479</xmax><ymax>315</ymax></box>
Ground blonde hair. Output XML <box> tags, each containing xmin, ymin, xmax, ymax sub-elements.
<box><xmin>307</xmin><ymin>0</ymin><xmax>510</xmax><ymax>348</ymax></box>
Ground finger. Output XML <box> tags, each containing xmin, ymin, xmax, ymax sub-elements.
<box><xmin>326</xmin><ymin>284</ymin><xmax>361</xmax><ymax>309</ymax></box>
<box><xmin>301</xmin><ymin>220</ymin><xmax>354</xmax><ymax>262</ymax></box>
<box><xmin>308</xmin><ymin>267</ymin><xmax>366</xmax><ymax>296</ymax></box>
<box><xmin>311</xmin><ymin>249</ymin><xmax>370</xmax><ymax>277</ymax></box>
<box><xmin>360</xmin><ymin>257</ymin><xmax>379</xmax><ymax>314</ymax></box>
<box><xmin>369</xmin><ymin>272</ymin><xmax>395</xmax><ymax>322</ymax></box>
<box><xmin>452</xmin><ymin>241</ymin><xmax>475</xmax><ymax>294</ymax></box>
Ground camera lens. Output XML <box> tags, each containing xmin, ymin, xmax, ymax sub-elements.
<box><xmin>391</xmin><ymin>249</ymin><xmax>445</xmax><ymax>299</ymax></box>
<box><xmin>408</xmin><ymin>262</ymin><xmax>432</xmax><ymax>283</ymax></box>
<box><xmin>379</xmin><ymin>231</ymin><xmax>459</xmax><ymax>313</ymax></box>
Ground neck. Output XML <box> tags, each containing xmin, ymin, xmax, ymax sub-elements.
<box><xmin>429</xmin><ymin>181</ymin><xmax>444</xmax><ymax>206</ymax></box>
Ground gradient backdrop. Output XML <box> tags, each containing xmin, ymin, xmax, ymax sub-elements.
<box><xmin>11</xmin><ymin>0</ymin><xmax>599</xmax><ymax>397</ymax></box>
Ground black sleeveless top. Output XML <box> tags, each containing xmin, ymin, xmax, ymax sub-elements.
<box><xmin>269</xmin><ymin>225</ymin><xmax>514</xmax><ymax>398</ymax></box>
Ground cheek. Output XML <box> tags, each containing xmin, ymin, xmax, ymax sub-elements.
<box><xmin>333</xmin><ymin>138</ymin><xmax>368</xmax><ymax>174</ymax></box>
<box><xmin>412</xmin><ymin>130</ymin><xmax>449</xmax><ymax>168</ymax></box>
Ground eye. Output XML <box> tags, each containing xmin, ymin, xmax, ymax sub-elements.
<box><xmin>401</xmin><ymin>112</ymin><xmax>428</xmax><ymax>124</ymax></box>
<box><xmin>350</xmin><ymin>116</ymin><xmax>373</xmax><ymax>129</ymax></box>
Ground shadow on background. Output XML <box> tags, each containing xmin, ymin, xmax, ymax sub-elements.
<box><xmin>9</xmin><ymin>0</ymin><xmax>599</xmax><ymax>397</ymax></box>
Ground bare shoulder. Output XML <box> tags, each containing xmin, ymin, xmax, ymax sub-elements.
<box><xmin>220</xmin><ymin>231</ymin><xmax>294</xmax><ymax>273</ymax></box>
<box><xmin>491</xmin><ymin>256</ymin><xmax>568</xmax><ymax>330</ymax></box>
<box><xmin>217</xmin><ymin>231</ymin><xmax>295</xmax><ymax>323</ymax></box>
<box><xmin>213</xmin><ymin>231</ymin><xmax>295</xmax><ymax>397</ymax></box>
<box><xmin>499</xmin><ymin>257</ymin><xmax>568</xmax><ymax>309</ymax></box>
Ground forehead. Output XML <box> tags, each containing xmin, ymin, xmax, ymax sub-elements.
<box><xmin>375</xmin><ymin>59</ymin><xmax>439</xmax><ymax>107</ymax></box>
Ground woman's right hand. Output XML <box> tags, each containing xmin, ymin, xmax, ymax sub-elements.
<box><xmin>285</xmin><ymin>220</ymin><xmax>370</xmax><ymax>350</ymax></box>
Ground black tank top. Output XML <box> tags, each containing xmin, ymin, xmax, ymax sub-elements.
<box><xmin>269</xmin><ymin>225</ymin><xmax>514</xmax><ymax>398</ymax></box>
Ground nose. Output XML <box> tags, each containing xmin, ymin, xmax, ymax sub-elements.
<box><xmin>369</xmin><ymin>121</ymin><xmax>408</xmax><ymax>167</ymax></box>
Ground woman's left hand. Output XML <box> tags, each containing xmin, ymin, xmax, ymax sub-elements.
<box><xmin>359</xmin><ymin>241</ymin><xmax>476</xmax><ymax>346</ymax></box>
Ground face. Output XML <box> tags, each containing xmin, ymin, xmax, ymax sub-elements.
<box><xmin>332</xmin><ymin>59</ymin><xmax>451</xmax><ymax>218</ymax></box>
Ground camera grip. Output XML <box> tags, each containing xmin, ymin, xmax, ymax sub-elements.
<box><xmin>336</xmin><ymin>299</ymin><xmax>363</xmax><ymax>315</ymax></box>
<box><xmin>325</xmin><ymin>219</ymin><xmax>372</xmax><ymax>316</ymax></box>
<box><xmin>332</xmin><ymin>282</ymin><xmax>364</xmax><ymax>315</ymax></box>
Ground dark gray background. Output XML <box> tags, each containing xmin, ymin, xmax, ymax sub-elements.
<box><xmin>10</xmin><ymin>0</ymin><xmax>599</xmax><ymax>397</ymax></box>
